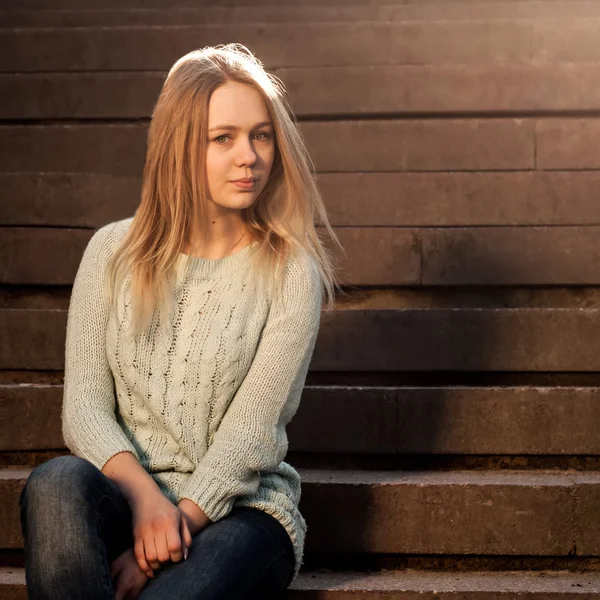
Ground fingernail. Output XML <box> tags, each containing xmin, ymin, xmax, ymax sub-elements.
<box><xmin>184</xmin><ymin>548</ymin><xmax>188</xmax><ymax>560</ymax></box>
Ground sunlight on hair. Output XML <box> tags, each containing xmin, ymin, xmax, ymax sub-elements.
<box><xmin>106</xmin><ymin>43</ymin><xmax>343</xmax><ymax>338</ymax></box>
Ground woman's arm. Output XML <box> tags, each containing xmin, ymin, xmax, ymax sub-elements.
<box><xmin>62</xmin><ymin>224</ymin><xmax>140</xmax><ymax>471</ymax></box>
<box><xmin>104</xmin><ymin>450</ymin><xmax>193</xmax><ymax>578</ymax></box>
<box><xmin>101</xmin><ymin>451</ymin><xmax>162</xmax><ymax>505</ymax></box>
<box><xmin>178</xmin><ymin>252</ymin><xmax>323</xmax><ymax>522</ymax></box>
<box><xmin>63</xmin><ymin>224</ymin><xmax>193</xmax><ymax>577</ymax></box>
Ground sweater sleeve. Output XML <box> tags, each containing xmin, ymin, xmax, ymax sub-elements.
<box><xmin>61</xmin><ymin>223</ymin><xmax>140</xmax><ymax>471</ymax></box>
<box><xmin>178</xmin><ymin>252</ymin><xmax>323</xmax><ymax>521</ymax></box>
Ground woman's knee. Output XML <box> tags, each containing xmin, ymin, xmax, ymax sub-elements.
<box><xmin>20</xmin><ymin>455</ymin><xmax>97</xmax><ymax>513</ymax></box>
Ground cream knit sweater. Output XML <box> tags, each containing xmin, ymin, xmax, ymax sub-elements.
<box><xmin>61</xmin><ymin>217</ymin><xmax>323</xmax><ymax>582</ymax></box>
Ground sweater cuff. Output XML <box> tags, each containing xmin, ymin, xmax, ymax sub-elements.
<box><xmin>179</xmin><ymin>473</ymin><xmax>236</xmax><ymax>523</ymax></box>
<box><xmin>94</xmin><ymin>444</ymin><xmax>140</xmax><ymax>473</ymax></box>
<box><xmin>63</xmin><ymin>418</ymin><xmax>140</xmax><ymax>473</ymax></box>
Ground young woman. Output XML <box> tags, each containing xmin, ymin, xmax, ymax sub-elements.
<box><xmin>19</xmin><ymin>43</ymin><xmax>339</xmax><ymax>600</ymax></box>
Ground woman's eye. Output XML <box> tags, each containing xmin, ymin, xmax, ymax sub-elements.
<box><xmin>212</xmin><ymin>132</ymin><xmax>271</xmax><ymax>144</ymax></box>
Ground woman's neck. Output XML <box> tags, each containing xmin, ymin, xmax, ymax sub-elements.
<box><xmin>182</xmin><ymin>223</ymin><xmax>254</xmax><ymax>260</ymax></box>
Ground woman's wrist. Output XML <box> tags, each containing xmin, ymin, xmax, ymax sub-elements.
<box><xmin>177</xmin><ymin>498</ymin><xmax>211</xmax><ymax>536</ymax></box>
<box><xmin>101</xmin><ymin>451</ymin><xmax>163</xmax><ymax>508</ymax></box>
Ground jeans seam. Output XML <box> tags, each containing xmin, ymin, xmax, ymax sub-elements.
<box><xmin>91</xmin><ymin>494</ymin><xmax>119</xmax><ymax>598</ymax></box>
<box><xmin>240</xmin><ymin>508</ymin><xmax>291</xmax><ymax>550</ymax></box>
<box><xmin>249</xmin><ymin>548</ymin><xmax>291</xmax><ymax>593</ymax></box>
<box><xmin>236</xmin><ymin>509</ymin><xmax>294</xmax><ymax>592</ymax></box>
<box><xmin>97</xmin><ymin>492</ymin><xmax>131</xmax><ymax>522</ymax></box>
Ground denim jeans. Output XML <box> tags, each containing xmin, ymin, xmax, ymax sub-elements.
<box><xmin>19</xmin><ymin>455</ymin><xmax>296</xmax><ymax>599</ymax></box>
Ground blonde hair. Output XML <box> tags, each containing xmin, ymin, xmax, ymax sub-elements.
<box><xmin>107</xmin><ymin>43</ymin><xmax>342</xmax><ymax>337</ymax></box>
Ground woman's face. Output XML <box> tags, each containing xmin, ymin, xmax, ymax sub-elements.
<box><xmin>205</xmin><ymin>81</ymin><xmax>276</xmax><ymax>215</ymax></box>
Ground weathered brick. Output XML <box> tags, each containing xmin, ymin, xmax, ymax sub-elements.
<box><xmin>293</xmin><ymin>386</ymin><xmax>600</xmax><ymax>455</ymax></box>
<box><xmin>303</xmin><ymin>120</ymin><xmax>534</xmax><ymax>172</ymax></box>
<box><xmin>0</xmin><ymin>21</ymin><xmax>533</xmax><ymax>72</ymax></box>
<box><xmin>572</xmin><ymin>474</ymin><xmax>600</xmax><ymax>556</ymax></box>
<box><xmin>319</xmin><ymin>171</ymin><xmax>600</xmax><ymax>227</ymax></box>
<box><xmin>536</xmin><ymin>119</ymin><xmax>600</xmax><ymax>170</ymax></box>
<box><xmin>6</xmin><ymin>171</ymin><xmax>600</xmax><ymax>228</ymax></box>
<box><xmin>403</xmin><ymin>120</ymin><xmax>534</xmax><ymax>171</ymax></box>
<box><xmin>0</xmin><ymin>310</ymin><xmax>68</xmax><ymax>371</ymax></box>
<box><xmin>0</xmin><ymin>124</ymin><xmax>147</xmax><ymax>176</ymax></box>
<box><xmin>327</xmin><ymin>228</ymin><xmax>421</xmax><ymax>286</ymax></box>
<box><xmin>0</xmin><ymin>468</ymin><xmax>584</xmax><ymax>555</ymax></box>
<box><xmin>0</xmin><ymin>121</ymin><xmax>534</xmax><ymax>175</ymax></box>
<box><xmin>0</xmin><ymin>228</ymin><xmax>92</xmax><ymax>285</ymax></box>
<box><xmin>0</xmin><ymin>24</ymin><xmax>406</xmax><ymax>72</ymax></box>
<box><xmin>421</xmin><ymin>227</ymin><xmax>600</xmax><ymax>285</ymax></box>
<box><xmin>0</xmin><ymin>226</ymin><xmax>419</xmax><ymax>286</ymax></box>
<box><xmin>0</xmin><ymin>470</ymin><xmax>28</xmax><ymax>549</ymax></box>
<box><xmin>8</xmin><ymin>3</ymin><xmax>600</xmax><ymax>28</ymax></box>
<box><xmin>0</xmin><ymin>173</ymin><xmax>140</xmax><ymax>227</ymax></box>
<box><xmin>6</xmin><ymin>566</ymin><xmax>600</xmax><ymax>599</ymax></box>
<box><xmin>10</xmin><ymin>225</ymin><xmax>600</xmax><ymax>286</ymax></box>
<box><xmin>312</xmin><ymin>308</ymin><xmax>600</xmax><ymax>372</ymax></box>
<box><xmin>6</xmin><ymin>64</ymin><xmax>600</xmax><ymax>120</ymax></box>
<box><xmin>5</xmin><ymin>385</ymin><xmax>600</xmax><ymax>455</ymax></box>
<box><xmin>4</xmin><ymin>308</ymin><xmax>600</xmax><ymax>372</ymax></box>
<box><xmin>534</xmin><ymin>19</ymin><xmax>600</xmax><ymax>62</ymax></box>
<box><xmin>404</xmin><ymin>63</ymin><xmax>600</xmax><ymax>113</ymax></box>
<box><xmin>0</xmin><ymin>385</ymin><xmax>63</xmax><ymax>451</ymax></box>
<box><xmin>300</xmin><ymin>470</ymin><xmax>575</xmax><ymax>555</ymax></box>
<box><xmin>0</xmin><ymin>72</ymin><xmax>163</xmax><ymax>120</ymax></box>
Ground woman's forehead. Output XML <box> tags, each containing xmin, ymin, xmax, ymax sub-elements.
<box><xmin>208</xmin><ymin>82</ymin><xmax>271</xmax><ymax>129</ymax></box>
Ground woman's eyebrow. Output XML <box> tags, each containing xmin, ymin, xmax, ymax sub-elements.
<box><xmin>208</xmin><ymin>121</ymin><xmax>273</xmax><ymax>132</ymax></box>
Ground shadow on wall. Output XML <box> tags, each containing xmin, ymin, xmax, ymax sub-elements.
<box><xmin>290</xmin><ymin>230</ymin><xmax>528</xmax><ymax>575</ymax></box>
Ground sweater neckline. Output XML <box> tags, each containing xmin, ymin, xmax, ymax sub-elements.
<box><xmin>176</xmin><ymin>240</ymin><xmax>259</xmax><ymax>279</ymax></box>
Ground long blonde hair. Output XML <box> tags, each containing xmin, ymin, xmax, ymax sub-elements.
<box><xmin>107</xmin><ymin>43</ymin><xmax>341</xmax><ymax>337</ymax></box>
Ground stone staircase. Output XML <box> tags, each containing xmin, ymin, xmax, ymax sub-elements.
<box><xmin>3</xmin><ymin>0</ymin><xmax>600</xmax><ymax>597</ymax></box>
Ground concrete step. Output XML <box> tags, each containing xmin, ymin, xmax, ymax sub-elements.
<box><xmin>0</xmin><ymin>118</ymin><xmax>600</xmax><ymax>177</ymax></box>
<box><xmin>5</xmin><ymin>171</ymin><xmax>600</xmax><ymax>229</ymax></box>
<box><xmin>5</xmin><ymin>224</ymin><xmax>600</xmax><ymax>286</ymax></box>
<box><xmin>4</xmin><ymin>0</ymin><xmax>600</xmax><ymax>9</ymax></box>
<box><xmin>4</xmin><ymin>307</ymin><xmax>600</xmax><ymax>372</ymax></box>
<box><xmin>2</xmin><ymin>119</ymin><xmax>599</xmax><ymax>174</ymax></box>
<box><xmin>3</xmin><ymin>566</ymin><xmax>600</xmax><ymax>599</ymax></box>
<box><xmin>6</xmin><ymin>2</ymin><xmax>600</xmax><ymax>28</ymax></box>
<box><xmin>5</xmin><ymin>63</ymin><xmax>600</xmax><ymax>120</ymax></box>
<box><xmin>9</xmin><ymin>286</ymin><xmax>600</xmax><ymax>313</ymax></box>
<box><xmin>4</xmin><ymin>384</ymin><xmax>600</xmax><ymax>455</ymax></box>
<box><xmin>2</xmin><ymin>19</ymin><xmax>600</xmax><ymax>72</ymax></box>
<box><xmin>291</xmin><ymin>569</ymin><xmax>600</xmax><ymax>598</ymax></box>
<box><xmin>4</xmin><ymin>467</ymin><xmax>600</xmax><ymax>554</ymax></box>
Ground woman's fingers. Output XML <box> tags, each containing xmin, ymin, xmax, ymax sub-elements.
<box><xmin>112</xmin><ymin>561</ymin><xmax>128</xmax><ymax>600</ymax></box>
<box><xmin>113</xmin><ymin>550</ymin><xmax>150</xmax><ymax>600</ymax></box>
<box><xmin>134</xmin><ymin>512</ymin><xmax>188</xmax><ymax>574</ymax></box>
<box><xmin>134</xmin><ymin>537</ymin><xmax>154</xmax><ymax>578</ymax></box>
<box><xmin>110</xmin><ymin>554</ymin><xmax>124</xmax><ymax>580</ymax></box>
<box><xmin>166</xmin><ymin>524</ymin><xmax>184</xmax><ymax>563</ymax></box>
<box><xmin>143</xmin><ymin>534</ymin><xmax>162</xmax><ymax>572</ymax></box>
<box><xmin>123</xmin><ymin>579</ymin><xmax>144</xmax><ymax>600</ymax></box>
<box><xmin>146</xmin><ymin>514</ymin><xmax>185</xmax><ymax>566</ymax></box>
<box><xmin>113</xmin><ymin>566</ymin><xmax>129</xmax><ymax>600</ymax></box>
<box><xmin>115</xmin><ymin>579</ymin><xmax>128</xmax><ymax>600</ymax></box>
<box><xmin>180</xmin><ymin>515</ymin><xmax>193</xmax><ymax>558</ymax></box>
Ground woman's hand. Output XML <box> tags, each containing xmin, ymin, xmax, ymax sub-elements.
<box><xmin>130</xmin><ymin>491</ymin><xmax>193</xmax><ymax>577</ymax></box>
<box><xmin>111</xmin><ymin>548</ymin><xmax>149</xmax><ymax>600</ymax></box>
<box><xmin>177</xmin><ymin>497</ymin><xmax>212</xmax><ymax>537</ymax></box>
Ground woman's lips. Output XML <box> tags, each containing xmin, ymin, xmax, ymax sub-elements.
<box><xmin>231</xmin><ymin>180</ymin><xmax>256</xmax><ymax>189</ymax></box>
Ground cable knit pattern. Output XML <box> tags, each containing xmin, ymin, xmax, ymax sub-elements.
<box><xmin>61</xmin><ymin>217</ymin><xmax>323</xmax><ymax>582</ymax></box>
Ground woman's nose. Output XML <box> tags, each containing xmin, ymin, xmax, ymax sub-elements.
<box><xmin>234</xmin><ymin>139</ymin><xmax>257</xmax><ymax>166</ymax></box>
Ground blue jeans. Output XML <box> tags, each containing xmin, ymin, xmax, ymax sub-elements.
<box><xmin>19</xmin><ymin>455</ymin><xmax>296</xmax><ymax>599</ymax></box>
